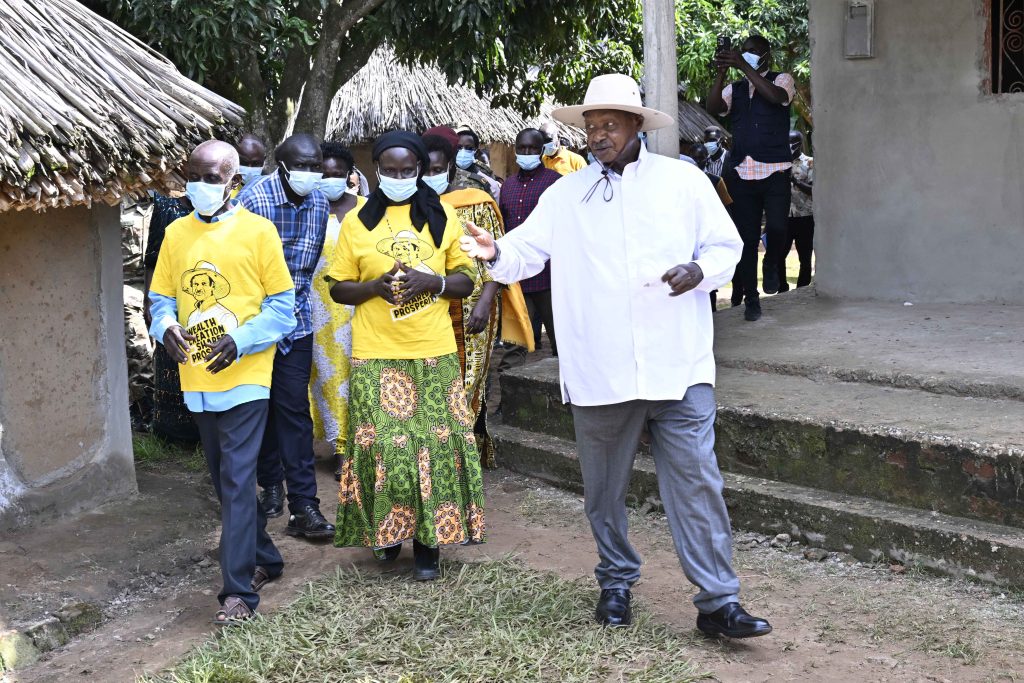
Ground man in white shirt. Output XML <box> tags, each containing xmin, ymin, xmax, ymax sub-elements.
<box><xmin>461</xmin><ymin>74</ymin><xmax>772</xmax><ymax>639</ymax></box>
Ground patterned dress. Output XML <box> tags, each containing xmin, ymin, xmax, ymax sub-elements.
<box><xmin>328</xmin><ymin>201</ymin><xmax>486</xmax><ymax>550</ymax></box>
<box><xmin>441</xmin><ymin>189</ymin><xmax>506</xmax><ymax>467</ymax></box>
<box><xmin>309</xmin><ymin>199</ymin><xmax>364</xmax><ymax>448</ymax></box>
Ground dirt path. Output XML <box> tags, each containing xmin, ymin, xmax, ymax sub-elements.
<box><xmin>8</xmin><ymin>462</ymin><xmax>1023</xmax><ymax>683</ymax></box>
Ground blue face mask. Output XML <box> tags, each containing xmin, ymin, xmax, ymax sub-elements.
<box><xmin>455</xmin><ymin>148</ymin><xmax>476</xmax><ymax>170</ymax></box>
<box><xmin>422</xmin><ymin>170</ymin><xmax>450</xmax><ymax>195</ymax></box>
<box><xmin>586</xmin><ymin>151</ymin><xmax>596</xmax><ymax>165</ymax></box>
<box><xmin>280</xmin><ymin>162</ymin><xmax>323</xmax><ymax>196</ymax></box>
<box><xmin>238</xmin><ymin>165</ymin><xmax>263</xmax><ymax>185</ymax></box>
<box><xmin>542</xmin><ymin>141</ymin><xmax>558</xmax><ymax>157</ymax></box>
<box><xmin>742</xmin><ymin>51</ymin><xmax>763</xmax><ymax>70</ymax></box>
<box><xmin>377</xmin><ymin>167</ymin><xmax>420</xmax><ymax>202</ymax></box>
<box><xmin>185</xmin><ymin>181</ymin><xmax>230</xmax><ymax>216</ymax></box>
<box><xmin>704</xmin><ymin>141</ymin><xmax>720</xmax><ymax>156</ymax></box>
<box><xmin>516</xmin><ymin>154</ymin><xmax>542</xmax><ymax>171</ymax></box>
<box><xmin>317</xmin><ymin>177</ymin><xmax>348</xmax><ymax>201</ymax></box>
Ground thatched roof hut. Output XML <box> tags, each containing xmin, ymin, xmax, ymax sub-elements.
<box><xmin>0</xmin><ymin>0</ymin><xmax>244</xmax><ymax>212</ymax></box>
<box><xmin>327</xmin><ymin>46</ymin><xmax>723</xmax><ymax>151</ymax></box>
<box><xmin>327</xmin><ymin>46</ymin><xmax>586</xmax><ymax>147</ymax></box>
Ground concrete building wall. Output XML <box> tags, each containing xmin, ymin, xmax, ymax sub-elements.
<box><xmin>0</xmin><ymin>204</ymin><xmax>136</xmax><ymax>529</ymax></box>
<box><xmin>810</xmin><ymin>0</ymin><xmax>1024</xmax><ymax>302</ymax></box>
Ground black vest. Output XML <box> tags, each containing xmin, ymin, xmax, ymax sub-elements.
<box><xmin>728</xmin><ymin>73</ymin><xmax>791</xmax><ymax>168</ymax></box>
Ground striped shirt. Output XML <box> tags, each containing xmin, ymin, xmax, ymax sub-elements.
<box><xmin>238</xmin><ymin>172</ymin><xmax>329</xmax><ymax>354</ymax></box>
<box><xmin>721</xmin><ymin>73</ymin><xmax>797</xmax><ymax>181</ymax></box>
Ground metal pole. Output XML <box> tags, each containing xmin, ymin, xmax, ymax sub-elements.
<box><xmin>642</xmin><ymin>0</ymin><xmax>679</xmax><ymax>158</ymax></box>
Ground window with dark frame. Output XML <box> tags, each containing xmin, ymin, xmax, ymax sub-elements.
<box><xmin>991</xmin><ymin>0</ymin><xmax>1024</xmax><ymax>93</ymax></box>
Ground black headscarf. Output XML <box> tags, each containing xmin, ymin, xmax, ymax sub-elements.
<box><xmin>358</xmin><ymin>130</ymin><xmax>448</xmax><ymax>247</ymax></box>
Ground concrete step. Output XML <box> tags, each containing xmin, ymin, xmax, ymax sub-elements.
<box><xmin>500</xmin><ymin>359</ymin><xmax>1024</xmax><ymax>528</ymax></box>
<box><xmin>491</xmin><ymin>423</ymin><xmax>1024</xmax><ymax>587</ymax></box>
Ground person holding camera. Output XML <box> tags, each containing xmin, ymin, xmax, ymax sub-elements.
<box><xmin>707</xmin><ymin>35</ymin><xmax>796</xmax><ymax>322</ymax></box>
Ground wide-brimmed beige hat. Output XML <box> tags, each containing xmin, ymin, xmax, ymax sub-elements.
<box><xmin>553</xmin><ymin>74</ymin><xmax>674</xmax><ymax>131</ymax></box>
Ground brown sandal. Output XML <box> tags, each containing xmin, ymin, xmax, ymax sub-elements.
<box><xmin>250</xmin><ymin>566</ymin><xmax>281</xmax><ymax>593</ymax></box>
<box><xmin>213</xmin><ymin>595</ymin><xmax>254</xmax><ymax>626</ymax></box>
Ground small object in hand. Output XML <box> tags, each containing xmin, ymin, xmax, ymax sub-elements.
<box><xmin>716</xmin><ymin>35</ymin><xmax>731</xmax><ymax>56</ymax></box>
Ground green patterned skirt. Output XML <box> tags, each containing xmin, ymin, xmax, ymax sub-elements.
<box><xmin>334</xmin><ymin>353</ymin><xmax>486</xmax><ymax>549</ymax></box>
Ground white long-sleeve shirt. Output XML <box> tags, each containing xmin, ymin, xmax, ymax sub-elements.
<box><xmin>488</xmin><ymin>143</ymin><xmax>743</xmax><ymax>406</ymax></box>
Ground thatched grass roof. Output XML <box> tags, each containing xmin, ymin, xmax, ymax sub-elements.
<box><xmin>327</xmin><ymin>46</ymin><xmax>587</xmax><ymax>147</ymax></box>
<box><xmin>677</xmin><ymin>98</ymin><xmax>725</xmax><ymax>143</ymax></box>
<box><xmin>0</xmin><ymin>0</ymin><xmax>244</xmax><ymax>212</ymax></box>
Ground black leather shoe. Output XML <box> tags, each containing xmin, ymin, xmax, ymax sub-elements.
<box><xmin>285</xmin><ymin>505</ymin><xmax>335</xmax><ymax>540</ymax></box>
<box><xmin>762</xmin><ymin>263</ymin><xmax>780</xmax><ymax>295</ymax></box>
<box><xmin>595</xmin><ymin>588</ymin><xmax>632</xmax><ymax>627</ymax></box>
<box><xmin>413</xmin><ymin>540</ymin><xmax>440</xmax><ymax>581</ymax></box>
<box><xmin>259</xmin><ymin>483</ymin><xmax>285</xmax><ymax>519</ymax></box>
<box><xmin>744</xmin><ymin>298</ymin><xmax>762</xmax><ymax>322</ymax></box>
<box><xmin>697</xmin><ymin>602</ymin><xmax>772</xmax><ymax>639</ymax></box>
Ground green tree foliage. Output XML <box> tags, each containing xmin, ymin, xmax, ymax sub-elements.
<box><xmin>82</xmin><ymin>0</ymin><xmax>809</xmax><ymax>143</ymax></box>
<box><xmin>675</xmin><ymin>0</ymin><xmax>810</xmax><ymax>127</ymax></box>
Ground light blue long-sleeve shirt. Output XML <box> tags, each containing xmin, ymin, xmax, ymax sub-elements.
<box><xmin>148</xmin><ymin>202</ymin><xmax>297</xmax><ymax>413</ymax></box>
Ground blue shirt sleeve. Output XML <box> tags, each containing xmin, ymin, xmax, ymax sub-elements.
<box><xmin>148</xmin><ymin>292</ymin><xmax>179</xmax><ymax>343</ymax></box>
<box><xmin>228</xmin><ymin>289</ymin><xmax>297</xmax><ymax>358</ymax></box>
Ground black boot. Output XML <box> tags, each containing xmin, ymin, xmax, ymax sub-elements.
<box><xmin>412</xmin><ymin>540</ymin><xmax>440</xmax><ymax>581</ymax></box>
<box><xmin>285</xmin><ymin>504</ymin><xmax>335</xmax><ymax>540</ymax></box>
<box><xmin>376</xmin><ymin>544</ymin><xmax>402</xmax><ymax>562</ymax></box>
<box><xmin>259</xmin><ymin>483</ymin><xmax>285</xmax><ymax>519</ymax></box>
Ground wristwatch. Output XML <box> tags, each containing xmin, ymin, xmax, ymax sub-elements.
<box><xmin>486</xmin><ymin>243</ymin><xmax>501</xmax><ymax>268</ymax></box>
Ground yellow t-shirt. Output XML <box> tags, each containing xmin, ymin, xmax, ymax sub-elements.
<box><xmin>327</xmin><ymin>203</ymin><xmax>474</xmax><ymax>360</ymax></box>
<box><xmin>543</xmin><ymin>147</ymin><xmax>587</xmax><ymax>175</ymax></box>
<box><xmin>150</xmin><ymin>208</ymin><xmax>295</xmax><ymax>393</ymax></box>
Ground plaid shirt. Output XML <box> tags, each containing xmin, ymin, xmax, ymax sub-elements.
<box><xmin>499</xmin><ymin>166</ymin><xmax>561</xmax><ymax>293</ymax></box>
<box><xmin>238</xmin><ymin>172</ymin><xmax>329</xmax><ymax>353</ymax></box>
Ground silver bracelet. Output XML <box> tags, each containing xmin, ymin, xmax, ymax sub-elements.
<box><xmin>437</xmin><ymin>275</ymin><xmax>447</xmax><ymax>298</ymax></box>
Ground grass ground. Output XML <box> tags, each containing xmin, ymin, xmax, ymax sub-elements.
<box><xmin>132</xmin><ymin>433</ymin><xmax>206</xmax><ymax>473</ymax></box>
<box><xmin>715</xmin><ymin>245</ymin><xmax>811</xmax><ymax>308</ymax></box>
<box><xmin>139</xmin><ymin>558</ymin><xmax>709</xmax><ymax>683</ymax></box>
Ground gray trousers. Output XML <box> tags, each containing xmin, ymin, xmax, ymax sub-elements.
<box><xmin>193</xmin><ymin>399</ymin><xmax>283</xmax><ymax>612</ymax></box>
<box><xmin>571</xmin><ymin>384</ymin><xmax>740</xmax><ymax>613</ymax></box>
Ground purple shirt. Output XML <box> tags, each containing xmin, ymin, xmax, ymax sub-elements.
<box><xmin>498</xmin><ymin>166</ymin><xmax>561</xmax><ymax>293</ymax></box>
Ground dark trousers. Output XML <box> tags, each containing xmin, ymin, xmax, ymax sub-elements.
<box><xmin>778</xmin><ymin>215</ymin><xmax>815</xmax><ymax>288</ymax></box>
<box><xmin>725</xmin><ymin>170</ymin><xmax>792</xmax><ymax>300</ymax></box>
<box><xmin>498</xmin><ymin>289</ymin><xmax>556</xmax><ymax>371</ymax></box>
<box><xmin>256</xmin><ymin>334</ymin><xmax>319</xmax><ymax>513</ymax></box>
<box><xmin>193</xmin><ymin>399</ymin><xmax>283</xmax><ymax>612</ymax></box>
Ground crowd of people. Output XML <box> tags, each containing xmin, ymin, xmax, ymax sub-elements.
<box><xmin>145</xmin><ymin>34</ymin><xmax>810</xmax><ymax>636</ymax></box>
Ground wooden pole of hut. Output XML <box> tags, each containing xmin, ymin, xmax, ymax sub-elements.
<box><xmin>642</xmin><ymin>0</ymin><xmax>679</xmax><ymax>158</ymax></box>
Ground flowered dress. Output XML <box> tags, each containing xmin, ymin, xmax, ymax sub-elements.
<box><xmin>327</xmin><ymin>201</ymin><xmax>486</xmax><ymax>549</ymax></box>
<box><xmin>309</xmin><ymin>198</ymin><xmax>364</xmax><ymax>448</ymax></box>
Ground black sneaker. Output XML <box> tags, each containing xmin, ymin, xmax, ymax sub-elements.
<box><xmin>285</xmin><ymin>505</ymin><xmax>335</xmax><ymax>540</ymax></box>
<box><xmin>259</xmin><ymin>483</ymin><xmax>285</xmax><ymax>519</ymax></box>
<box><xmin>744</xmin><ymin>298</ymin><xmax>762</xmax><ymax>322</ymax></box>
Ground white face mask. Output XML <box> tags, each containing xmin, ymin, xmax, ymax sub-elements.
<box><xmin>280</xmin><ymin>162</ymin><xmax>323</xmax><ymax>196</ymax></box>
<box><xmin>742</xmin><ymin>52</ymin><xmax>763</xmax><ymax>70</ymax></box>
<box><xmin>422</xmin><ymin>170</ymin><xmax>450</xmax><ymax>195</ymax></box>
<box><xmin>376</xmin><ymin>166</ymin><xmax>420</xmax><ymax>202</ymax></box>
<box><xmin>185</xmin><ymin>181</ymin><xmax>231</xmax><ymax>216</ymax></box>
<box><xmin>238</xmin><ymin>165</ymin><xmax>264</xmax><ymax>185</ymax></box>
<box><xmin>317</xmin><ymin>177</ymin><xmax>348</xmax><ymax>201</ymax></box>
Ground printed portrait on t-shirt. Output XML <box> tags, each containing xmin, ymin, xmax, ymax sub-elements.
<box><xmin>180</xmin><ymin>260</ymin><xmax>238</xmax><ymax>364</ymax></box>
<box><xmin>376</xmin><ymin>231</ymin><xmax>438</xmax><ymax>321</ymax></box>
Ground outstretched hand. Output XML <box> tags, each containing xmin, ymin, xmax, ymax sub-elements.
<box><xmin>460</xmin><ymin>222</ymin><xmax>496</xmax><ymax>261</ymax></box>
